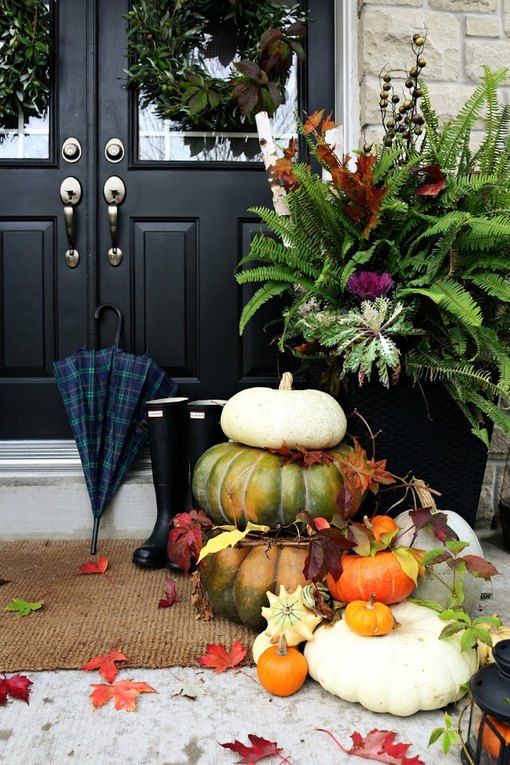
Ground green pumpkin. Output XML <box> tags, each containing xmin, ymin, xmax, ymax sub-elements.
<box><xmin>192</xmin><ymin>441</ymin><xmax>362</xmax><ymax>529</ymax></box>
<box><xmin>200</xmin><ymin>543</ymin><xmax>308</xmax><ymax>631</ymax></box>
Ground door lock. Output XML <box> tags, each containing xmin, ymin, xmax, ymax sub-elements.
<box><xmin>61</xmin><ymin>137</ymin><xmax>82</xmax><ymax>163</ymax></box>
<box><xmin>105</xmin><ymin>138</ymin><xmax>125</xmax><ymax>163</ymax></box>
<box><xmin>60</xmin><ymin>177</ymin><xmax>82</xmax><ymax>268</ymax></box>
<box><xmin>103</xmin><ymin>176</ymin><xmax>126</xmax><ymax>266</ymax></box>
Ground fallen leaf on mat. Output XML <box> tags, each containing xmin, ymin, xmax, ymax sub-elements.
<box><xmin>190</xmin><ymin>571</ymin><xmax>213</xmax><ymax>621</ymax></box>
<box><xmin>4</xmin><ymin>598</ymin><xmax>43</xmax><ymax>618</ymax></box>
<box><xmin>172</xmin><ymin>682</ymin><xmax>205</xmax><ymax>700</ymax></box>
<box><xmin>81</xmin><ymin>650</ymin><xmax>127</xmax><ymax>683</ymax></box>
<box><xmin>78</xmin><ymin>555</ymin><xmax>108</xmax><ymax>575</ymax></box>
<box><xmin>199</xmin><ymin>640</ymin><xmax>248</xmax><ymax>673</ymax></box>
<box><xmin>0</xmin><ymin>579</ymin><xmax>10</xmax><ymax>587</ymax></box>
<box><xmin>0</xmin><ymin>674</ymin><xmax>33</xmax><ymax>705</ymax></box>
<box><xmin>158</xmin><ymin>577</ymin><xmax>178</xmax><ymax>609</ymax></box>
<box><xmin>316</xmin><ymin>728</ymin><xmax>425</xmax><ymax>765</ymax></box>
<box><xmin>90</xmin><ymin>679</ymin><xmax>156</xmax><ymax>711</ymax></box>
<box><xmin>220</xmin><ymin>734</ymin><xmax>287</xmax><ymax>764</ymax></box>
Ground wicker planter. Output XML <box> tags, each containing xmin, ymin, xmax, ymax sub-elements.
<box><xmin>310</xmin><ymin>367</ymin><xmax>489</xmax><ymax>527</ymax></box>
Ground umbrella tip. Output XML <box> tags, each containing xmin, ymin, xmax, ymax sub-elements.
<box><xmin>91</xmin><ymin>518</ymin><xmax>100</xmax><ymax>555</ymax></box>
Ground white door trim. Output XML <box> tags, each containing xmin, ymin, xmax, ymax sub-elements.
<box><xmin>336</xmin><ymin>0</ymin><xmax>360</xmax><ymax>153</ymax></box>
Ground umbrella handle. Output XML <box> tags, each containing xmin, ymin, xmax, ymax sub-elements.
<box><xmin>94</xmin><ymin>303</ymin><xmax>123</xmax><ymax>348</ymax></box>
<box><xmin>91</xmin><ymin>517</ymin><xmax>100</xmax><ymax>555</ymax></box>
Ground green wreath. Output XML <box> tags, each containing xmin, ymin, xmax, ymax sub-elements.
<box><xmin>0</xmin><ymin>0</ymin><xmax>51</xmax><ymax>128</ymax></box>
<box><xmin>125</xmin><ymin>0</ymin><xmax>306</xmax><ymax>131</ymax></box>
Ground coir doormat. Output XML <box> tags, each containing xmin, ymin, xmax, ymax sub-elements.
<box><xmin>0</xmin><ymin>539</ymin><xmax>255</xmax><ymax>672</ymax></box>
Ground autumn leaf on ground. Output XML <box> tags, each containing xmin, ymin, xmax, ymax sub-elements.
<box><xmin>0</xmin><ymin>579</ymin><xmax>10</xmax><ymax>587</ymax></box>
<box><xmin>90</xmin><ymin>679</ymin><xmax>156</xmax><ymax>711</ymax></box>
<box><xmin>0</xmin><ymin>674</ymin><xmax>33</xmax><ymax>705</ymax></box>
<box><xmin>4</xmin><ymin>598</ymin><xmax>43</xmax><ymax>618</ymax></box>
<box><xmin>220</xmin><ymin>734</ymin><xmax>288</xmax><ymax>764</ymax></box>
<box><xmin>173</xmin><ymin>682</ymin><xmax>205</xmax><ymax>700</ymax></box>
<box><xmin>199</xmin><ymin>641</ymin><xmax>248</xmax><ymax>673</ymax></box>
<box><xmin>191</xmin><ymin>571</ymin><xmax>213</xmax><ymax>621</ymax></box>
<box><xmin>81</xmin><ymin>650</ymin><xmax>127</xmax><ymax>683</ymax></box>
<box><xmin>78</xmin><ymin>555</ymin><xmax>108</xmax><ymax>574</ymax></box>
<box><xmin>317</xmin><ymin>728</ymin><xmax>425</xmax><ymax>765</ymax></box>
<box><xmin>158</xmin><ymin>577</ymin><xmax>178</xmax><ymax>608</ymax></box>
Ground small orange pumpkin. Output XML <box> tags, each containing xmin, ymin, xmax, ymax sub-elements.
<box><xmin>365</xmin><ymin>514</ymin><xmax>398</xmax><ymax>541</ymax></box>
<box><xmin>481</xmin><ymin>715</ymin><xmax>510</xmax><ymax>759</ymax></box>
<box><xmin>345</xmin><ymin>594</ymin><xmax>394</xmax><ymax>636</ymax></box>
<box><xmin>257</xmin><ymin>636</ymin><xmax>308</xmax><ymax>697</ymax></box>
<box><xmin>326</xmin><ymin>551</ymin><xmax>415</xmax><ymax>604</ymax></box>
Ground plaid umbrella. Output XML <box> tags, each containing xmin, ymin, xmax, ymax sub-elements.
<box><xmin>54</xmin><ymin>304</ymin><xmax>176</xmax><ymax>553</ymax></box>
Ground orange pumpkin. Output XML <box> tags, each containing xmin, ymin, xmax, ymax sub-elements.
<box><xmin>481</xmin><ymin>715</ymin><xmax>510</xmax><ymax>759</ymax></box>
<box><xmin>345</xmin><ymin>594</ymin><xmax>394</xmax><ymax>636</ymax></box>
<box><xmin>327</xmin><ymin>551</ymin><xmax>415</xmax><ymax>604</ymax></box>
<box><xmin>257</xmin><ymin>636</ymin><xmax>308</xmax><ymax>697</ymax></box>
<box><xmin>365</xmin><ymin>515</ymin><xmax>398</xmax><ymax>541</ymax></box>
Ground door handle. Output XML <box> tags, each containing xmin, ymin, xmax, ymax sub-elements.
<box><xmin>59</xmin><ymin>177</ymin><xmax>82</xmax><ymax>268</ymax></box>
<box><xmin>103</xmin><ymin>176</ymin><xmax>126</xmax><ymax>267</ymax></box>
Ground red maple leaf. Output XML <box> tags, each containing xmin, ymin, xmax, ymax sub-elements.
<box><xmin>158</xmin><ymin>577</ymin><xmax>178</xmax><ymax>608</ymax></box>
<box><xmin>199</xmin><ymin>641</ymin><xmax>248</xmax><ymax>673</ymax></box>
<box><xmin>317</xmin><ymin>728</ymin><xmax>425</xmax><ymax>765</ymax></box>
<box><xmin>220</xmin><ymin>734</ymin><xmax>287</xmax><ymax>764</ymax></box>
<box><xmin>81</xmin><ymin>650</ymin><xmax>127</xmax><ymax>683</ymax></box>
<box><xmin>0</xmin><ymin>674</ymin><xmax>32</xmax><ymax>705</ymax></box>
<box><xmin>90</xmin><ymin>679</ymin><xmax>156</xmax><ymax>712</ymax></box>
<box><xmin>78</xmin><ymin>555</ymin><xmax>108</xmax><ymax>574</ymax></box>
<box><xmin>167</xmin><ymin>510</ymin><xmax>212</xmax><ymax>575</ymax></box>
<box><xmin>414</xmin><ymin>164</ymin><xmax>446</xmax><ymax>197</ymax></box>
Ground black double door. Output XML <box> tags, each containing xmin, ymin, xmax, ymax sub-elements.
<box><xmin>0</xmin><ymin>0</ymin><xmax>335</xmax><ymax>439</ymax></box>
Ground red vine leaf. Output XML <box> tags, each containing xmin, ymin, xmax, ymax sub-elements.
<box><xmin>304</xmin><ymin>527</ymin><xmax>354</xmax><ymax>582</ymax></box>
<box><xmin>158</xmin><ymin>577</ymin><xmax>179</xmax><ymax>608</ymax></box>
<box><xmin>0</xmin><ymin>674</ymin><xmax>32</xmax><ymax>705</ymax></box>
<box><xmin>408</xmin><ymin>508</ymin><xmax>458</xmax><ymax>543</ymax></box>
<box><xmin>414</xmin><ymin>164</ymin><xmax>446</xmax><ymax>197</ymax></box>
<box><xmin>462</xmin><ymin>555</ymin><xmax>499</xmax><ymax>580</ymax></box>
<box><xmin>199</xmin><ymin>641</ymin><xmax>248</xmax><ymax>673</ymax></box>
<box><xmin>220</xmin><ymin>734</ymin><xmax>286</xmax><ymax>764</ymax></box>
<box><xmin>167</xmin><ymin>510</ymin><xmax>212</xmax><ymax>575</ymax></box>
<box><xmin>317</xmin><ymin>728</ymin><xmax>425</xmax><ymax>765</ymax></box>
<box><xmin>78</xmin><ymin>555</ymin><xmax>108</xmax><ymax>574</ymax></box>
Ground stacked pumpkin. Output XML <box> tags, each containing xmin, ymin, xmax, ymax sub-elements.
<box><xmin>193</xmin><ymin>372</ymin><xmax>356</xmax><ymax>630</ymax></box>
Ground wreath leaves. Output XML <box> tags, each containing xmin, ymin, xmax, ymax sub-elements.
<box><xmin>124</xmin><ymin>0</ymin><xmax>305</xmax><ymax>129</ymax></box>
<box><xmin>0</xmin><ymin>0</ymin><xmax>51</xmax><ymax>128</ymax></box>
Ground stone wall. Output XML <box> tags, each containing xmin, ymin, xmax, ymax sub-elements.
<box><xmin>357</xmin><ymin>0</ymin><xmax>510</xmax><ymax>526</ymax></box>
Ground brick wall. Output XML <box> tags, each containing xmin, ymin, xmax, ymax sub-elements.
<box><xmin>357</xmin><ymin>0</ymin><xmax>510</xmax><ymax>525</ymax></box>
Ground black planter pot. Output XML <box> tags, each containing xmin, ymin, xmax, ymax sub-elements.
<box><xmin>310</xmin><ymin>367</ymin><xmax>489</xmax><ymax>527</ymax></box>
<box><xmin>499</xmin><ymin>497</ymin><xmax>510</xmax><ymax>550</ymax></box>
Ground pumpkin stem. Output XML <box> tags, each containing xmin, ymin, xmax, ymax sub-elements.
<box><xmin>363</xmin><ymin>515</ymin><xmax>373</xmax><ymax>530</ymax></box>
<box><xmin>367</xmin><ymin>593</ymin><xmax>376</xmax><ymax>610</ymax></box>
<box><xmin>279</xmin><ymin>372</ymin><xmax>293</xmax><ymax>391</ymax></box>
<box><xmin>277</xmin><ymin>635</ymin><xmax>289</xmax><ymax>656</ymax></box>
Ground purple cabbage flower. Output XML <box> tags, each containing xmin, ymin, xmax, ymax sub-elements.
<box><xmin>347</xmin><ymin>271</ymin><xmax>394</xmax><ymax>301</ymax></box>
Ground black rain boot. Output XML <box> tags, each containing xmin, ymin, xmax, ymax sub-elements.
<box><xmin>133</xmin><ymin>396</ymin><xmax>190</xmax><ymax>569</ymax></box>
<box><xmin>188</xmin><ymin>399</ymin><xmax>227</xmax><ymax>507</ymax></box>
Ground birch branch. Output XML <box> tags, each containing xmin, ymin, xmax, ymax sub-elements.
<box><xmin>255</xmin><ymin>110</ymin><xmax>290</xmax><ymax>218</ymax></box>
<box><xmin>322</xmin><ymin>124</ymin><xmax>344</xmax><ymax>181</ymax></box>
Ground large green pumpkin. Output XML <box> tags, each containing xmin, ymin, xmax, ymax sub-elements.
<box><xmin>192</xmin><ymin>441</ymin><xmax>362</xmax><ymax>528</ymax></box>
<box><xmin>200</xmin><ymin>543</ymin><xmax>308</xmax><ymax>631</ymax></box>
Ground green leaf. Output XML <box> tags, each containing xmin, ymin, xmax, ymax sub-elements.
<box><xmin>460</xmin><ymin>628</ymin><xmax>479</xmax><ymax>652</ymax></box>
<box><xmin>392</xmin><ymin>548</ymin><xmax>420</xmax><ymax>586</ymax></box>
<box><xmin>428</xmin><ymin>728</ymin><xmax>444</xmax><ymax>747</ymax></box>
<box><xmin>173</xmin><ymin>682</ymin><xmax>205</xmax><ymax>700</ymax></box>
<box><xmin>439</xmin><ymin>622</ymin><xmax>465</xmax><ymax>640</ymax></box>
<box><xmin>409</xmin><ymin>598</ymin><xmax>445</xmax><ymax>613</ymax></box>
<box><xmin>431</xmin><ymin>279</ymin><xmax>482</xmax><ymax>327</ymax></box>
<box><xmin>4</xmin><ymin>598</ymin><xmax>43</xmax><ymax>618</ymax></box>
<box><xmin>472</xmin><ymin>626</ymin><xmax>493</xmax><ymax>647</ymax></box>
<box><xmin>438</xmin><ymin>609</ymin><xmax>471</xmax><ymax>624</ymax></box>
<box><xmin>445</xmin><ymin>540</ymin><xmax>471</xmax><ymax>555</ymax></box>
<box><xmin>423</xmin><ymin>548</ymin><xmax>452</xmax><ymax>566</ymax></box>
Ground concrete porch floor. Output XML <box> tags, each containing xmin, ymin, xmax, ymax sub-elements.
<box><xmin>0</xmin><ymin>534</ymin><xmax>508</xmax><ymax>765</ymax></box>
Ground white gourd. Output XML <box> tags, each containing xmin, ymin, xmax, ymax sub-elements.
<box><xmin>252</xmin><ymin>632</ymin><xmax>275</xmax><ymax>664</ymax></box>
<box><xmin>395</xmin><ymin>507</ymin><xmax>484</xmax><ymax>614</ymax></box>
<box><xmin>305</xmin><ymin>601</ymin><xmax>478</xmax><ymax>716</ymax></box>
<box><xmin>220</xmin><ymin>372</ymin><xmax>347</xmax><ymax>450</ymax></box>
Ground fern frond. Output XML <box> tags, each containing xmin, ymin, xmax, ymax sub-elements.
<box><xmin>236</xmin><ymin>265</ymin><xmax>313</xmax><ymax>288</ymax></box>
<box><xmin>238</xmin><ymin>282</ymin><xmax>288</xmax><ymax>335</ymax></box>
<box><xmin>466</xmin><ymin>272</ymin><xmax>510</xmax><ymax>302</ymax></box>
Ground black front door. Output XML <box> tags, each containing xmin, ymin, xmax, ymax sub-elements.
<box><xmin>0</xmin><ymin>0</ymin><xmax>335</xmax><ymax>439</ymax></box>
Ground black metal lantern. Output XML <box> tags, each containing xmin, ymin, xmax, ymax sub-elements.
<box><xmin>462</xmin><ymin>640</ymin><xmax>510</xmax><ymax>765</ymax></box>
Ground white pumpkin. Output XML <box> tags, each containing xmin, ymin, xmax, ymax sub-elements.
<box><xmin>252</xmin><ymin>632</ymin><xmax>275</xmax><ymax>664</ymax></box>
<box><xmin>395</xmin><ymin>507</ymin><xmax>484</xmax><ymax>614</ymax></box>
<box><xmin>305</xmin><ymin>601</ymin><xmax>478</xmax><ymax>716</ymax></box>
<box><xmin>220</xmin><ymin>372</ymin><xmax>347</xmax><ymax>450</ymax></box>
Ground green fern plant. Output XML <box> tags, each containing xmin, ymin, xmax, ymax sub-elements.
<box><xmin>237</xmin><ymin>61</ymin><xmax>510</xmax><ymax>444</ymax></box>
